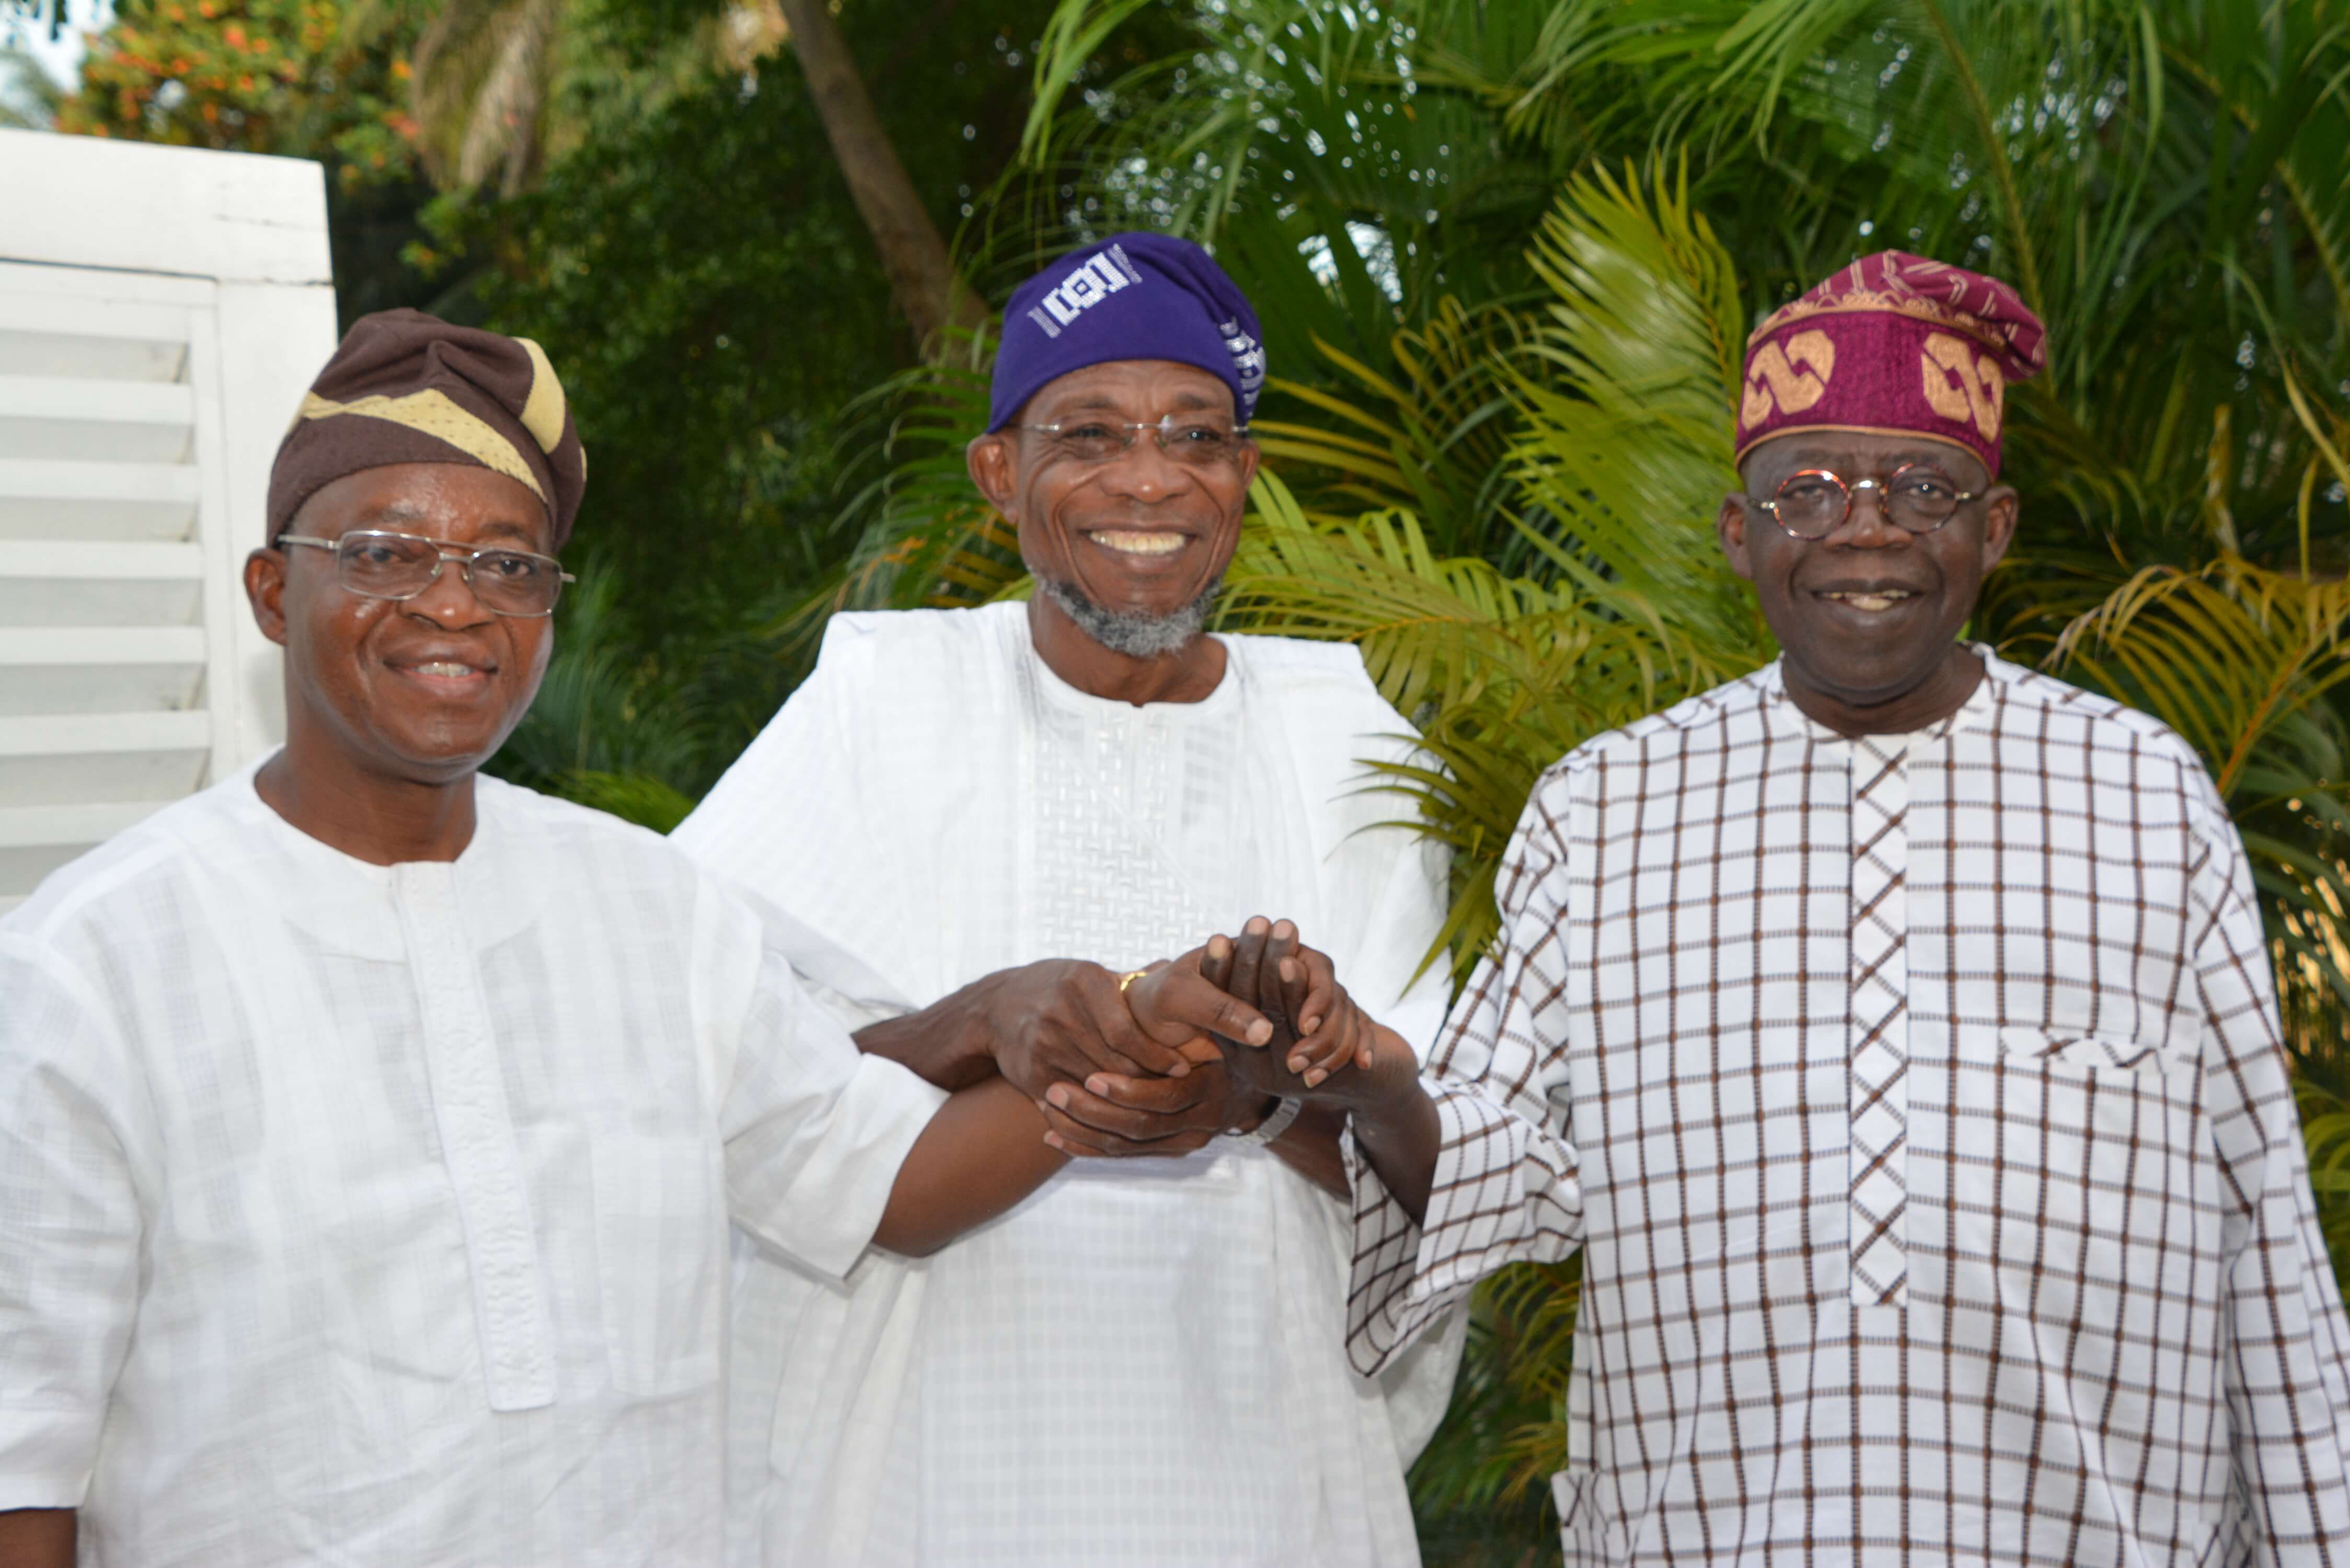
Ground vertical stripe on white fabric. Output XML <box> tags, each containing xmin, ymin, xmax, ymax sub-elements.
<box><xmin>393</xmin><ymin>861</ymin><xmax>557</xmax><ymax>1411</ymax></box>
<box><xmin>1846</xmin><ymin>734</ymin><xmax>1910</xmax><ymax>1308</ymax></box>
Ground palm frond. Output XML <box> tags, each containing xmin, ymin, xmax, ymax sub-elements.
<box><xmin>1409</xmin><ymin>1254</ymin><xmax>1583</xmax><ymax>1533</ymax></box>
<box><xmin>765</xmin><ymin>325</ymin><xmax>1023</xmax><ymax>656</ymax></box>
<box><xmin>1225</xmin><ymin>471</ymin><xmax>1738</xmax><ymax>974</ymax></box>
<box><xmin>555</xmin><ymin>768</ymin><xmax>700</xmax><ymax>833</ymax></box>
<box><xmin>492</xmin><ymin>562</ymin><xmax>724</xmax><ymax>801</ymax></box>
<box><xmin>2295</xmin><ymin>1075</ymin><xmax>2350</xmax><ymax>1297</ymax></box>
<box><xmin>1251</xmin><ymin>296</ymin><xmax>1540</xmax><ymax>560</ymax></box>
<box><xmin>1507</xmin><ymin>159</ymin><xmax>1767</xmax><ymax>661</ymax></box>
<box><xmin>2048</xmin><ymin>555</ymin><xmax>2350</xmax><ymax>1072</ymax></box>
<box><xmin>2051</xmin><ymin>556</ymin><xmax>2350</xmax><ymax>802</ymax></box>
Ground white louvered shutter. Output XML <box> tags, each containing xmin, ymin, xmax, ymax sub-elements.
<box><xmin>0</xmin><ymin>129</ymin><xmax>336</xmax><ymax>914</ymax></box>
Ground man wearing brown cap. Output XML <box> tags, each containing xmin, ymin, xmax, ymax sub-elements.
<box><xmin>1173</xmin><ymin>253</ymin><xmax>2350</xmax><ymax>1561</ymax></box>
<box><xmin>0</xmin><ymin>311</ymin><xmax>1248</xmax><ymax>1566</ymax></box>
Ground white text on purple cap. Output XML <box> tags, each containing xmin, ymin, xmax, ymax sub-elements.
<box><xmin>1026</xmin><ymin>244</ymin><xmax>1145</xmax><ymax>339</ymax></box>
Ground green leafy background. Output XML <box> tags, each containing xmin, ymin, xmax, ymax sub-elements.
<box><xmin>28</xmin><ymin>1</ymin><xmax>2350</xmax><ymax>1557</ymax></box>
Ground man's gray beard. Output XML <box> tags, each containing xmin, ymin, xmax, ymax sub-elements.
<box><xmin>1039</xmin><ymin>575</ymin><xmax>1222</xmax><ymax>659</ymax></box>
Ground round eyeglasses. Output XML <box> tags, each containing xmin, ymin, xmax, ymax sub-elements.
<box><xmin>1756</xmin><ymin>464</ymin><xmax>1984</xmax><ymax>542</ymax></box>
<box><xmin>1013</xmin><ymin>413</ymin><xmax>1251</xmax><ymax>468</ymax></box>
<box><xmin>275</xmin><ymin>529</ymin><xmax>575</xmax><ymax>617</ymax></box>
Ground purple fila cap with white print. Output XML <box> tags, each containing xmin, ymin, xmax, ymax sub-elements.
<box><xmin>986</xmin><ymin>232</ymin><xmax>1266</xmax><ymax>432</ymax></box>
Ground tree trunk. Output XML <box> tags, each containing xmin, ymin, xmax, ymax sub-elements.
<box><xmin>773</xmin><ymin>0</ymin><xmax>988</xmax><ymax>350</ymax></box>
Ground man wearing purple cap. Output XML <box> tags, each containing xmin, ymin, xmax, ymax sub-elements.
<box><xmin>1178</xmin><ymin>252</ymin><xmax>2350</xmax><ymax>1562</ymax></box>
<box><xmin>0</xmin><ymin>312</ymin><xmax>1194</xmax><ymax>1567</ymax></box>
<box><xmin>674</xmin><ymin>234</ymin><xmax>1461</xmax><ymax>1566</ymax></box>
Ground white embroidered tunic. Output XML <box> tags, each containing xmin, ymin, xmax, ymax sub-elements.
<box><xmin>1347</xmin><ymin>653</ymin><xmax>2350</xmax><ymax>1566</ymax></box>
<box><xmin>673</xmin><ymin>601</ymin><xmax>1461</xmax><ymax>1567</ymax></box>
<box><xmin>0</xmin><ymin>768</ymin><xmax>946</xmax><ymax>1567</ymax></box>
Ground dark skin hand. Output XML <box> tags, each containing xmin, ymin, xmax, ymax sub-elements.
<box><xmin>854</xmin><ymin>954</ymin><xmax>1292</xmax><ymax>1188</ymax></box>
<box><xmin>853</xmin><ymin>958</ymin><xmax>1235</xmax><ymax>1095</ymax></box>
<box><xmin>1177</xmin><ymin>919</ymin><xmax>1441</xmax><ymax>1221</ymax></box>
<box><xmin>1719</xmin><ymin>429</ymin><xmax>2019</xmax><ymax>737</ymax></box>
<box><xmin>1042</xmin><ymin>919</ymin><xmax>1382</xmax><ymax>1199</ymax></box>
<box><xmin>1000</xmin><ymin>955</ymin><xmax>1275</xmax><ymax>1156</ymax></box>
<box><xmin>0</xmin><ymin>1508</ymin><xmax>72</xmax><ymax>1568</ymax></box>
<box><xmin>860</xmin><ymin>952</ymin><xmax>1367</xmax><ymax>1189</ymax></box>
<box><xmin>1202</xmin><ymin>917</ymin><xmax>1378</xmax><ymax>1087</ymax></box>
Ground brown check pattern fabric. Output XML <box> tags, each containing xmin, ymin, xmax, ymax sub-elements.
<box><xmin>1344</xmin><ymin>652</ymin><xmax>2350</xmax><ymax>1565</ymax></box>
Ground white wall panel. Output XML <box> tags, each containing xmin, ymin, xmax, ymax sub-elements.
<box><xmin>0</xmin><ymin>130</ymin><xmax>335</xmax><ymax>911</ymax></box>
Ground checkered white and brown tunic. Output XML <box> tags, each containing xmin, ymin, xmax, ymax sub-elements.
<box><xmin>1347</xmin><ymin>652</ymin><xmax>2350</xmax><ymax>1565</ymax></box>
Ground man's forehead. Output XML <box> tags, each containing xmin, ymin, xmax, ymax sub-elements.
<box><xmin>1745</xmin><ymin>433</ymin><xmax>1983</xmax><ymax>483</ymax></box>
<box><xmin>298</xmin><ymin>465</ymin><xmax>552</xmax><ymax>549</ymax></box>
<box><xmin>1027</xmin><ymin>359</ymin><xmax>1230</xmax><ymax>412</ymax></box>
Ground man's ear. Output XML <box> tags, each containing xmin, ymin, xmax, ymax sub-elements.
<box><xmin>1718</xmin><ymin>492</ymin><xmax>1757</xmax><ymax>582</ymax></box>
<box><xmin>1976</xmin><ymin>485</ymin><xmax>2021</xmax><ymax>573</ymax></box>
<box><xmin>966</xmin><ymin>433</ymin><xmax>1018</xmax><ymax>517</ymax></box>
<box><xmin>245</xmin><ymin>547</ymin><xmax>291</xmax><ymax>647</ymax></box>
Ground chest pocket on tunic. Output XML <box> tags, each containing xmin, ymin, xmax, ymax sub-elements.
<box><xmin>1995</xmin><ymin>1027</ymin><xmax>2177</xmax><ymax>1080</ymax></box>
<box><xmin>591</xmin><ymin>1133</ymin><xmax>725</xmax><ymax>1396</ymax></box>
<box><xmin>1956</xmin><ymin>1026</ymin><xmax>2204</xmax><ymax>1348</ymax></box>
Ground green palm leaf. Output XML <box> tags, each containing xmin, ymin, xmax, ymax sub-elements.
<box><xmin>1507</xmin><ymin>160</ymin><xmax>1767</xmax><ymax>661</ymax></box>
<box><xmin>2047</xmin><ymin>555</ymin><xmax>2350</xmax><ymax>1073</ymax></box>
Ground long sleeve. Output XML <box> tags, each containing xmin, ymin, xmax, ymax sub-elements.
<box><xmin>0</xmin><ymin>940</ymin><xmax>145</xmax><ymax>1509</ymax></box>
<box><xmin>713</xmin><ymin>903</ymin><xmax>949</xmax><ymax>1283</ymax></box>
<box><xmin>1343</xmin><ymin>777</ymin><xmax>1588</xmax><ymax>1375</ymax></box>
<box><xmin>2188</xmin><ymin>804</ymin><xmax>2350</xmax><ymax>1558</ymax></box>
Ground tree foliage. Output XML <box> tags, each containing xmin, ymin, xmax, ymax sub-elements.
<box><xmin>51</xmin><ymin>0</ymin><xmax>419</xmax><ymax>180</ymax></box>
<box><xmin>41</xmin><ymin>0</ymin><xmax>443</xmax><ymax>322</ymax></box>
<box><xmin>423</xmin><ymin>0</ymin><xmax>1072</xmax><ymax>801</ymax></box>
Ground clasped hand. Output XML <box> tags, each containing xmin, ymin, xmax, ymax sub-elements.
<box><xmin>1022</xmin><ymin>917</ymin><xmax>1378</xmax><ymax>1158</ymax></box>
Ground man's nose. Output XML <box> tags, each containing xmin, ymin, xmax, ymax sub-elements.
<box><xmin>1828</xmin><ymin>483</ymin><xmax>1900</xmax><ymax>547</ymax></box>
<box><xmin>404</xmin><ymin>556</ymin><xmax>496</xmax><ymax>627</ymax></box>
<box><xmin>1095</xmin><ymin>435</ymin><xmax>1186</xmax><ymax>499</ymax></box>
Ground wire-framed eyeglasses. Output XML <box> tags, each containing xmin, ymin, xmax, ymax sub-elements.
<box><xmin>275</xmin><ymin>529</ymin><xmax>575</xmax><ymax>617</ymax></box>
<box><xmin>1012</xmin><ymin>413</ymin><xmax>1251</xmax><ymax>467</ymax></box>
<box><xmin>1756</xmin><ymin>464</ymin><xmax>1984</xmax><ymax>542</ymax></box>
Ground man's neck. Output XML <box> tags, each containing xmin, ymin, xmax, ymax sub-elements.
<box><xmin>254</xmin><ymin>731</ymin><xmax>479</xmax><ymax>867</ymax></box>
<box><xmin>1780</xmin><ymin>642</ymin><xmax>1987</xmax><ymax>738</ymax></box>
<box><xmin>1026</xmin><ymin>593</ymin><xmax>1228</xmax><ymax>707</ymax></box>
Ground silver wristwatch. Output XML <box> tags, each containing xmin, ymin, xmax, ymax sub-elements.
<box><xmin>1232</xmin><ymin>1094</ymin><xmax>1303</xmax><ymax>1146</ymax></box>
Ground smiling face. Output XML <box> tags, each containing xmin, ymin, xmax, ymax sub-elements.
<box><xmin>1719</xmin><ymin>429</ymin><xmax>2018</xmax><ymax>731</ymax></box>
<box><xmin>246</xmin><ymin>463</ymin><xmax>557</xmax><ymax>785</ymax></box>
<box><xmin>967</xmin><ymin>358</ymin><xmax>1258</xmax><ymax>638</ymax></box>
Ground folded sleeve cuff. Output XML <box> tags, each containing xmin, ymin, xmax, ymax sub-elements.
<box><xmin>1343</xmin><ymin>1081</ymin><xmax>1518</xmax><ymax>1375</ymax></box>
<box><xmin>0</xmin><ymin>1402</ymin><xmax>97</xmax><ymax>1509</ymax></box>
<box><xmin>729</xmin><ymin>1053</ymin><xmax>950</xmax><ymax>1283</ymax></box>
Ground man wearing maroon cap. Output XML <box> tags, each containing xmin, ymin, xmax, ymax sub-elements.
<box><xmin>1177</xmin><ymin>253</ymin><xmax>2350</xmax><ymax>1561</ymax></box>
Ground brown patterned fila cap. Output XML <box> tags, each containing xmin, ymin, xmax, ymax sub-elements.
<box><xmin>266</xmin><ymin>308</ymin><xmax>588</xmax><ymax>547</ymax></box>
